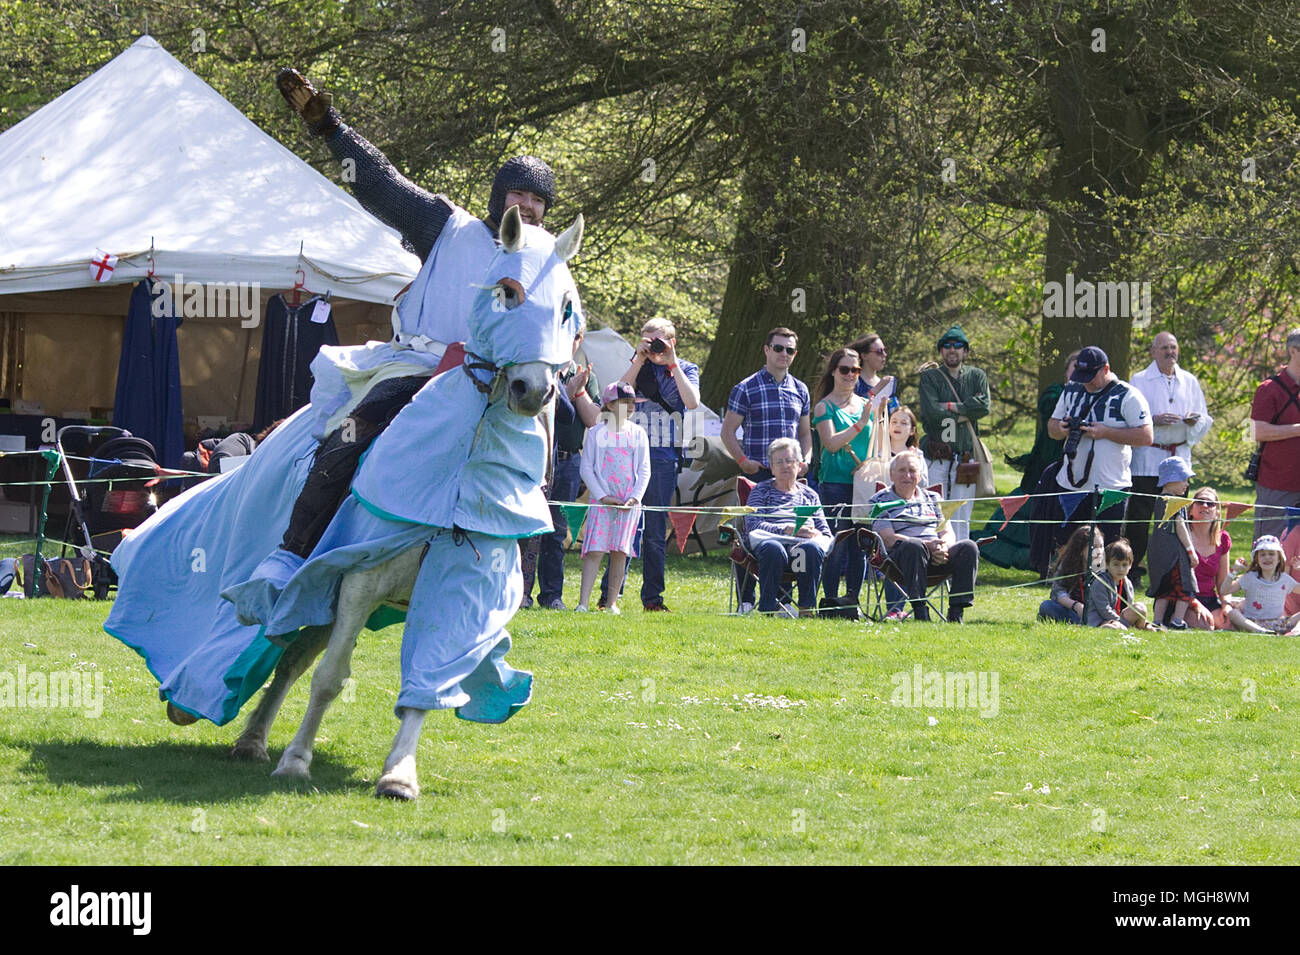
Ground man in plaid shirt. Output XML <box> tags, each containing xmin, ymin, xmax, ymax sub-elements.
<box><xmin>722</xmin><ymin>327</ymin><xmax>813</xmax><ymax>609</ymax></box>
<box><xmin>721</xmin><ymin>327</ymin><xmax>813</xmax><ymax>480</ymax></box>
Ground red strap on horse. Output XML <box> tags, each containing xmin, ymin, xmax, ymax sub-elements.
<box><xmin>434</xmin><ymin>342</ymin><xmax>468</xmax><ymax>376</ymax></box>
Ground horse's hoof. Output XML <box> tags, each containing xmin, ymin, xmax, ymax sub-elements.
<box><xmin>229</xmin><ymin>738</ymin><xmax>270</xmax><ymax>762</ymax></box>
<box><xmin>166</xmin><ymin>702</ymin><xmax>198</xmax><ymax>726</ymax></box>
<box><xmin>271</xmin><ymin>754</ymin><xmax>311</xmax><ymax>781</ymax></box>
<box><xmin>375</xmin><ymin>773</ymin><xmax>419</xmax><ymax>800</ymax></box>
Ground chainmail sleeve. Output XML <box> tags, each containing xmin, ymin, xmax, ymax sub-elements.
<box><xmin>322</xmin><ymin>124</ymin><xmax>455</xmax><ymax>262</ymax></box>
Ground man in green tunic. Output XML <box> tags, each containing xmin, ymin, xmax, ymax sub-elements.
<box><xmin>918</xmin><ymin>325</ymin><xmax>991</xmax><ymax>541</ymax></box>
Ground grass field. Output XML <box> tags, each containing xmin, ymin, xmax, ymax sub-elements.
<box><xmin>2</xmin><ymin>521</ymin><xmax>1298</xmax><ymax>864</ymax></box>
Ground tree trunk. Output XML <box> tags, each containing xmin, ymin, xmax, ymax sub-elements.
<box><xmin>1037</xmin><ymin>21</ymin><xmax>1163</xmax><ymax>392</ymax></box>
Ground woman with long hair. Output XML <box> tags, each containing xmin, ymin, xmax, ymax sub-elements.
<box><xmin>813</xmin><ymin>346</ymin><xmax>871</xmax><ymax>607</ymax></box>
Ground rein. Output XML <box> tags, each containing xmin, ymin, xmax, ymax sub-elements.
<box><xmin>462</xmin><ymin>351</ymin><xmax>504</xmax><ymax>395</ymax></box>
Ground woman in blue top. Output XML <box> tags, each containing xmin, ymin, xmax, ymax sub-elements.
<box><xmin>813</xmin><ymin>347</ymin><xmax>874</xmax><ymax>606</ymax></box>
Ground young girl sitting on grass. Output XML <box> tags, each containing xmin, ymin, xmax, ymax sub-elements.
<box><xmin>1038</xmin><ymin>524</ymin><xmax>1104</xmax><ymax>624</ymax></box>
<box><xmin>1086</xmin><ymin>539</ymin><xmax>1152</xmax><ymax>630</ymax></box>
<box><xmin>576</xmin><ymin>382</ymin><xmax>650</xmax><ymax>615</ymax></box>
<box><xmin>1221</xmin><ymin>535</ymin><xmax>1300</xmax><ymax>635</ymax></box>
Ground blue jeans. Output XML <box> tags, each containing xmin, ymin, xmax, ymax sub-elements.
<box><xmin>601</xmin><ymin>455</ymin><xmax>677</xmax><ymax>606</ymax></box>
<box><xmin>818</xmin><ymin>482</ymin><xmax>865</xmax><ymax>602</ymax></box>
<box><xmin>1038</xmin><ymin>599</ymin><xmax>1082</xmax><ymax>624</ymax></box>
<box><xmin>537</xmin><ymin>451</ymin><xmax>582</xmax><ymax>605</ymax></box>
<box><xmin>755</xmin><ymin>539</ymin><xmax>827</xmax><ymax>611</ymax></box>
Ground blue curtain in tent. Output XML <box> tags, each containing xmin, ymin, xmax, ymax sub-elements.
<box><xmin>112</xmin><ymin>280</ymin><xmax>184</xmax><ymax>469</ymax></box>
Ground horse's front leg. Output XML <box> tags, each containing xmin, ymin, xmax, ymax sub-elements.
<box><xmin>375</xmin><ymin>707</ymin><xmax>428</xmax><ymax>800</ymax></box>
<box><xmin>230</xmin><ymin>624</ymin><xmax>330</xmax><ymax>762</ymax></box>
<box><xmin>271</xmin><ymin>613</ymin><xmax>364</xmax><ymax>781</ymax></box>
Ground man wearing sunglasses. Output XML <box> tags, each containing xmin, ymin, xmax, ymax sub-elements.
<box><xmin>722</xmin><ymin>328</ymin><xmax>813</xmax><ymax>481</ymax></box>
<box><xmin>723</xmin><ymin>328</ymin><xmax>814</xmax><ymax>612</ymax></box>
<box><xmin>918</xmin><ymin>325</ymin><xmax>990</xmax><ymax>541</ymax></box>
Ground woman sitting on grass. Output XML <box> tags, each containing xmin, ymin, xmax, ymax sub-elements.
<box><xmin>1038</xmin><ymin>524</ymin><xmax>1104</xmax><ymax>624</ymax></box>
<box><xmin>1184</xmin><ymin>487</ymin><xmax>1236</xmax><ymax>630</ymax></box>
<box><xmin>1220</xmin><ymin>535</ymin><xmax>1300</xmax><ymax>635</ymax></box>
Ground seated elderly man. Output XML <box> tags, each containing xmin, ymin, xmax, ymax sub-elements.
<box><xmin>867</xmin><ymin>448</ymin><xmax>979</xmax><ymax>622</ymax></box>
<box><xmin>744</xmin><ymin>437</ymin><xmax>834</xmax><ymax>617</ymax></box>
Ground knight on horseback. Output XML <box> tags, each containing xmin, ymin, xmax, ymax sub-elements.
<box><xmin>234</xmin><ymin>71</ymin><xmax>563</xmax><ymax>616</ymax></box>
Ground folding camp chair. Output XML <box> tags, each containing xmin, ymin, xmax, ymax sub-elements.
<box><xmin>718</xmin><ymin>477</ymin><xmax>867</xmax><ymax>617</ymax></box>
<box><xmin>860</xmin><ymin>481</ymin><xmax>952</xmax><ymax>622</ymax></box>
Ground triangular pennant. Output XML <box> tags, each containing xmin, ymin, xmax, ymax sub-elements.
<box><xmin>1164</xmin><ymin>496</ymin><xmax>1195</xmax><ymax>520</ymax></box>
<box><xmin>997</xmin><ymin>494</ymin><xmax>1030</xmax><ymax>531</ymax></box>
<box><xmin>792</xmin><ymin>504</ymin><xmax>820</xmax><ymax>533</ymax></box>
<box><xmin>1059</xmin><ymin>491</ymin><xmax>1088</xmax><ymax>523</ymax></box>
<box><xmin>720</xmin><ymin>505</ymin><xmax>756</xmax><ymax>520</ymax></box>
<box><xmin>1224</xmin><ymin>501</ymin><xmax>1253</xmax><ymax>522</ymax></box>
<box><xmin>1097</xmin><ymin>488</ymin><xmax>1129</xmax><ymax>513</ymax></box>
<box><xmin>1285</xmin><ymin>506</ymin><xmax>1300</xmax><ymax>536</ymax></box>
<box><xmin>668</xmin><ymin>510</ymin><xmax>698</xmax><ymax>554</ymax></box>
<box><xmin>869</xmin><ymin>498</ymin><xmax>907</xmax><ymax>520</ymax></box>
<box><xmin>560</xmin><ymin>504</ymin><xmax>587</xmax><ymax>540</ymax></box>
<box><xmin>935</xmin><ymin>499</ymin><xmax>965</xmax><ymax>531</ymax></box>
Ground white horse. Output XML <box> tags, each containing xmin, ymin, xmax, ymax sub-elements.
<box><xmin>218</xmin><ymin>206</ymin><xmax>583</xmax><ymax>799</ymax></box>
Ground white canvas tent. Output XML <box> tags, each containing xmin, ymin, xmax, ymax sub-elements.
<box><xmin>0</xmin><ymin>35</ymin><xmax>420</xmax><ymax>424</ymax></box>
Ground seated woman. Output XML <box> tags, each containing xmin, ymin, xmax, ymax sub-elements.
<box><xmin>867</xmin><ymin>449</ymin><xmax>979</xmax><ymax>622</ymax></box>
<box><xmin>1185</xmin><ymin>487</ymin><xmax>1236</xmax><ymax>629</ymax></box>
<box><xmin>744</xmin><ymin>438</ymin><xmax>834</xmax><ymax>617</ymax></box>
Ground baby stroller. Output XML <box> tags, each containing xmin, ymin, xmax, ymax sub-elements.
<box><xmin>56</xmin><ymin>425</ymin><xmax>160</xmax><ymax>599</ymax></box>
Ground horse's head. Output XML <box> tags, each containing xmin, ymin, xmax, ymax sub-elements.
<box><xmin>468</xmin><ymin>205</ymin><xmax>585</xmax><ymax>416</ymax></box>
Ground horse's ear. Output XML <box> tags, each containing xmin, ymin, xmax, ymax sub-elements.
<box><xmin>554</xmin><ymin>213</ymin><xmax>584</xmax><ymax>262</ymax></box>
<box><xmin>500</xmin><ymin>205</ymin><xmax>525</xmax><ymax>253</ymax></box>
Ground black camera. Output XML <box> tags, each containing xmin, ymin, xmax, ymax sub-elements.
<box><xmin>649</xmin><ymin>338</ymin><xmax>668</xmax><ymax>354</ymax></box>
<box><xmin>1062</xmin><ymin>416</ymin><xmax>1085</xmax><ymax>457</ymax></box>
<box><xmin>1244</xmin><ymin>449</ymin><xmax>1261</xmax><ymax>483</ymax></box>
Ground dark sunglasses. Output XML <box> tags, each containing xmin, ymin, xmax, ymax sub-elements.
<box><xmin>1194</xmin><ymin>499</ymin><xmax>1219</xmax><ymax>509</ymax></box>
<box><xmin>768</xmin><ymin>343</ymin><xmax>797</xmax><ymax>354</ymax></box>
<box><xmin>868</xmin><ymin>348</ymin><xmax>886</xmax><ymax>355</ymax></box>
<box><xmin>837</xmin><ymin>365</ymin><xmax>861</xmax><ymax>375</ymax></box>
<box><xmin>940</xmin><ymin>341</ymin><xmax>966</xmax><ymax>350</ymax></box>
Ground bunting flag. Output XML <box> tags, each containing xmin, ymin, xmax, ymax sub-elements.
<box><xmin>668</xmin><ymin>510</ymin><xmax>698</xmax><ymax>554</ymax></box>
<box><xmin>1224</xmin><ymin>501</ymin><xmax>1253</xmax><ymax>522</ymax></box>
<box><xmin>998</xmin><ymin>494</ymin><xmax>1030</xmax><ymax>531</ymax></box>
<box><xmin>1097</xmin><ymin>488</ymin><xmax>1130</xmax><ymax>513</ymax></box>
<box><xmin>1164</xmin><ymin>496</ymin><xmax>1195</xmax><ymax>520</ymax></box>
<box><xmin>1285</xmin><ymin>506</ymin><xmax>1300</xmax><ymax>537</ymax></box>
<box><xmin>792</xmin><ymin>504</ymin><xmax>820</xmax><ymax>532</ymax></box>
<box><xmin>869</xmin><ymin>498</ymin><xmax>906</xmax><ymax>520</ymax></box>
<box><xmin>720</xmin><ymin>505</ymin><xmax>756</xmax><ymax>520</ymax></box>
<box><xmin>1059</xmin><ymin>492</ymin><xmax>1088</xmax><ymax>523</ymax></box>
<box><xmin>89</xmin><ymin>249</ymin><xmax>118</xmax><ymax>282</ymax></box>
<box><xmin>935</xmin><ymin>499</ymin><xmax>965</xmax><ymax>531</ymax></box>
<box><xmin>560</xmin><ymin>504</ymin><xmax>587</xmax><ymax>540</ymax></box>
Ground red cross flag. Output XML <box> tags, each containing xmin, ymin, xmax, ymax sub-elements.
<box><xmin>89</xmin><ymin>249</ymin><xmax>118</xmax><ymax>282</ymax></box>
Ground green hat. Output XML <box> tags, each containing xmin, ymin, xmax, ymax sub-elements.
<box><xmin>937</xmin><ymin>324</ymin><xmax>969</xmax><ymax>349</ymax></box>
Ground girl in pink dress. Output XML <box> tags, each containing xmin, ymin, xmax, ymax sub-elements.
<box><xmin>577</xmin><ymin>382</ymin><xmax>651</xmax><ymax>614</ymax></box>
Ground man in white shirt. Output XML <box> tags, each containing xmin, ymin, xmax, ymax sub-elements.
<box><xmin>1124</xmin><ymin>331</ymin><xmax>1212</xmax><ymax>582</ymax></box>
<box><xmin>1047</xmin><ymin>346</ymin><xmax>1154</xmax><ymax>548</ymax></box>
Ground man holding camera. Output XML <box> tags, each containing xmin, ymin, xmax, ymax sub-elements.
<box><xmin>1249</xmin><ymin>329</ymin><xmax>1300</xmax><ymax>540</ymax></box>
<box><xmin>603</xmin><ymin>317</ymin><xmax>700</xmax><ymax>612</ymax></box>
<box><xmin>1125</xmin><ymin>331</ymin><xmax>1211</xmax><ymax>583</ymax></box>
<box><xmin>1047</xmin><ymin>346</ymin><xmax>1153</xmax><ymax>546</ymax></box>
